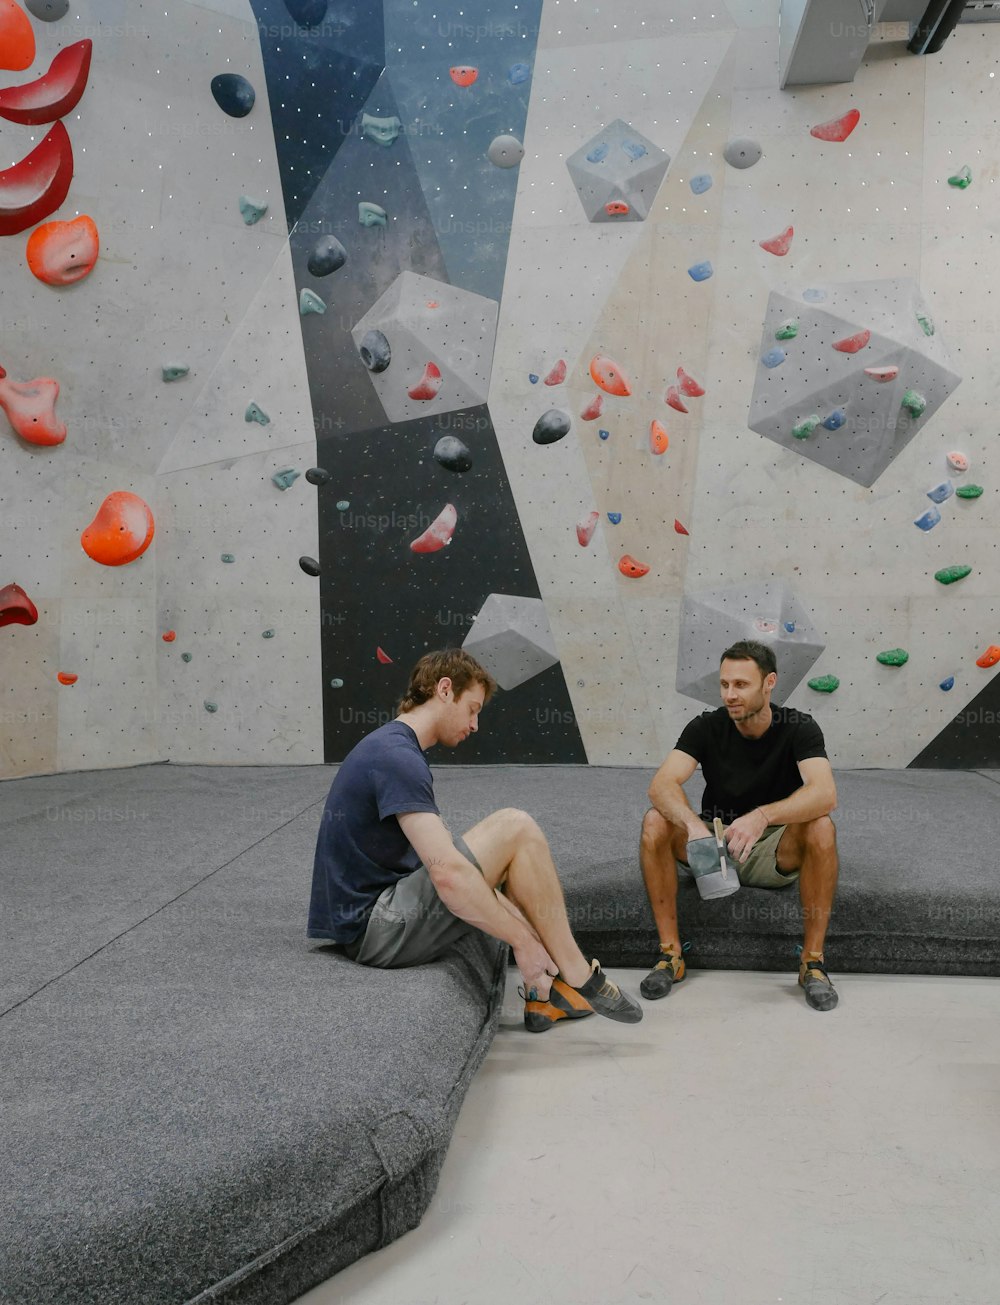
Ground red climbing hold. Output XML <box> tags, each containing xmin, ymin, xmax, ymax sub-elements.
<box><xmin>162</xmin><ymin>630</ymin><xmax>176</xmax><ymax>642</ymax></box>
<box><xmin>674</xmin><ymin>519</ymin><xmax>689</xmax><ymax>536</ymax></box>
<box><xmin>864</xmin><ymin>365</ymin><xmax>898</xmax><ymax>382</ymax></box>
<box><xmin>976</xmin><ymin>645</ymin><xmax>1000</xmax><ymax>669</ymax></box>
<box><xmin>0</xmin><ymin>581</ymin><xmax>37</xmax><ymax>627</ymax></box>
<box><xmin>57</xmin><ymin>672</ymin><xmax>77</xmax><ymax>685</ymax></box>
<box><xmin>0</xmin><ymin>121</ymin><xmax>74</xmax><ymax>236</ymax></box>
<box><xmin>0</xmin><ymin>0</ymin><xmax>34</xmax><ymax>72</ymax></box>
<box><xmin>544</xmin><ymin>359</ymin><xmax>567</xmax><ymax>386</ymax></box>
<box><xmin>26</xmin><ymin>214</ymin><xmax>99</xmax><ymax>286</ymax></box>
<box><xmin>649</xmin><ymin>420</ymin><xmax>669</xmax><ymax>455</ymax></box>
<box><xmin>0</xmin><ymin>39</ymin><xmax>92</xmax><ymax>124</ymax></box>
<box><xmin>580</xmin><ymin>393</ymin><xmax>604</xmax><ymax>421</ymax></box>
<box><xmin>449</xmin><ymin>66</ymin><xmax>478</xmax><ymax>87</ymax></box>
<box><xmin>618</xmin><ymin>555</ymin><xmax>649</xmax><ymax>578</ymax></box>
<box><xmin>665</xmin><ymin>386</ymin><xmax>689</xmax><ymax>414</ymax></box>
<box><xmin>576</xmin><ymin>510</ymin><xmax>599</xmax><ymax>547</ymax></box>
<box><xmin>81</xmin><ymin>491</ymin><xmax>155</xmax><ymax>567</ymax></box>
<box><xmin>590</xmin><ymin>354</ymin><xmax>631</xmax><ymax>397</ymax></box>
<box><xmin>676</xmin><ymin>367</ymin><xmax>705</xmax><ymax>398</ymax></box>
<box><xmin>410</xmin><ymin>503</ymin><xmax>457</xmax><ymax>553</ymax></box>
<box><xmin>0</xmin><ymin>367</ymin><xmax>66</xmax><ymax>445</ymax></box>
<box><xmin>605</xmin><ymin>201</ymin><xmax>630</xmax><ymax>216</ymax></box>
<box><xmin>376</xmin><ymin>646</ymin><xmax>394</xmax><ymax>664</ymax></box>
<box><xmin>833</xmin><ymin>329</ymin><xmax>871</xmax><ymax>353</ymax></box>
<box><xmin>759</xmin><ymin>226</ymin><xmax>793</xmax><ymax>257</ymax></box>
<box><xmin>810</xmin><ymin>109</ymin><xmax>860</xmax><ymax>142</ymax></box>
<box><xmin>408</xmin><ymin>362</ymin><xmax>442</xmax><ymax>401</ymax></box>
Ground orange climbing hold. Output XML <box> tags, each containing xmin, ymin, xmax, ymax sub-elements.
<box><xmin>0</xmin><ymin>38</ymin><xmax>92</xmax><ymax>123</ymax></box>
<box><xmin>649</xmin><ymin>420</ymin><xmax>669</xmax><ymax>455</ymax></box>
<box><xmin>81</xmin><ymin>491</ymin><xmax>155</xmax><ymax>567</ymax></box>
<box><xmin>26</xmin><ymin>214</ymin><xmax>100</xmax><ymax>286</ymax></box>
<box><xmin>0</xmin><ymin>581</ymin><xmax>37</xmax><ymax>626</ymax></box>
<box><xmin>674</xmin><ymin>519</ymin><xmax>689</xmax><ymax>536</ymax></box>
<box><xmin>57</xmin><ymin>672</ymin><xmax>78</xmax><ymax>685</ymax></box>
<box><xmin>665</xmin><ymin>386</ymin><xmax>689</xmax><ymax>414</ymax></box>
<box><xmin>865</xmin><ymin>366</ymin><xmax>898</xmax><ymax>382</ymax></box>
<box><xmin>590</xmin><ymin>354</ymin><xmax>631</xmax><ymax>397</ymax></box>
<box><xmin>576</xmin><ymin>510</ymin><xmax>599</xmax><ymax>547</ymax></box>
<box><xmin>162</xmin><ymin>630</ymin><xmax>176</xmax><ymax>642</ymax></box>
<box><xmin>810</xmin><ymin>108</ymin><xmax>860</xmax><ymax>142</ymax></box>
<box><xmin>580</xmin><ymin>393</ymin><xmax>604</xmax><ymax>421</ymax></box>
<box><xmin>759</xmin><ymin>226</ymin><xmax>793</xmax><ymax>257</ymax></box>
<box><xmin>976</xmin><ymin>645</ymin><xmax>1000</xmax><ymax>669</ymax></box>
<box><xmin>410</xmin><ymin>503</ymin><xmax>457</xmax><ymax>553</ymax></box>
<box><xmin>408</xmin><ymin>362</ymin><xmax>442</xmax><ymax>401</ymax></box>
<box><xmin>0</xmin><ymin>0</ymin><xmax>34</xmax><ymax>72</ymax></box>
<box><xmin>0</xmin><ymin>368</ymin><xmax>66</xmax><ymax>445</ymax></box>
<box><xmin>449</xmin><ymin>66</ymin><xmax>478</xmax><ymax>87</ymax></box>
<box><xmin>833</xmin><ymin>328</ymin><xmax>871</xmax><ymax>353</ymax></box>
<box><xmin>676</xmin><ymin>367</ymin><xmax>705</xmax><ymax>397</ymax></box>
<box><xmin>605</xmin><ymin>201</ymin><xmax>630</xmax><ymax>216</ymax></box>
<box><xmin>376</xmin><ymin>646</ymin><xmax>394</xmax><ymax>664</ymax></box>
<box><xmin>618</xmin><ymin>555</ymin><xmax>649</xmax><ymax>578</ymax></box>
<box><xmin>544</xmin><ymin>359</ymin><xmax>567</xmax><ymax>386</ymax></box>
<box><xmin>0</xmin><ymin>120</ymin><xmax>74</xmax><ymax>236</ymax></box>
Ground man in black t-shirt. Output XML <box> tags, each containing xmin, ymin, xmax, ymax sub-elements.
<box><xmin>639</xmin><ymin>640</ymin><xmax>840</xmax><ymax>1011</ymax></box>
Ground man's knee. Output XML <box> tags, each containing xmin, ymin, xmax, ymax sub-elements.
<box><xmin>493</xmin><ymin>806</ymin><xmax>541</xmax><ymax>842</ymax></box>
<box><xmin>641</xmin><ymin>807</ymin><xmax>669</xmax><ymax>843</ymax></box>
<box><xmin>781</xmin><ymin>814</ymin><xmax>837</xmax><ymax>868</ymax></box>
<box><xmin>803</xmin><ymin>814</ymin><xmax>837</xmax><ymax>853</ymax></box>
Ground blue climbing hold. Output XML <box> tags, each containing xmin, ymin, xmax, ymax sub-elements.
<box><xmin>784</xmin><ymin>621</ymin><xmax>796</xmax><ymax>633</ymax></box>
<box><xmin>622</xmin><ymin>140</ymin><xmax>647</xmax><ymax>161</ymax></box>
<box><xmin>762</xmin><ymin>348</ymin><xmax>786</xmax><ymax>369</ymax></box>
<box><xmin>529</xmin><ymin>373</ymin><xmax>539</xmax><ymax>384</ymax></box>
<box><xmin>607</xmin><ymin>512</ymin><xmax>622</xmax><ymax>525</ymax></box>
<box><xmin>940</xmin><ymin>676</ymin><xmax>955</xmax><ymax>691</ymax></box>
<box><xmin>359</xmin><ymin>330</ymin><xmax>391</xmax><ymax>373</ymax></box>
<box><xmin>599</xmin><ymin>429</ymin><xmax>610</xmax><ymax>441</ymax></box>
<box><xmin>211</xmin><ymin>73</ymin><xmax>255</xmax><ymax>118</ymax></box>
<box><xmin>690</xmin><ymin>173</ymin><xmax>713</xmax><ymax>195</ymax></box>
<box><xmin>285</xmin><ymin>0</ymin><xmax>328</xmax><ymax>25</ymax></box>
<box><xmin>822</xmin><ymin>409</ymin><xmax>847</xmax><ymax>431</ymax></box>
<box><xmin>802</xmin><ymin>287</ymin><xmax>827</xmax><ymax>303</ymax></box>
<box><xmin>586</xmin><ymin>142</ymin><xmax>609</xmax><ymax>164</ymax></box>
<box><xmin>914</xmin><ymin>507</ymin><xmax>941</xmax><ymax>531</ymax></box>
<box><xmin>308</xmin><ymin>235</ymin><xmax>347</xmax><ymax>277</ymax></box>
<box><xmin>927</xmin><ymin>481</ymin><xmax>954</xmax><ymax>504</ymax></box>
<box><xmin>688</xmin><ymin>261</ymin><xmax>713</xmax><ymax>282</ymax></box>
<box><xmin>508</xmin><ymin>63</ymin><xmax>531</xmax><ymax>85</ymax></box>
<box><xmin>272</xmin><ymin>468</ymin><xmax>300</xmax><ymax>490</ymax></box>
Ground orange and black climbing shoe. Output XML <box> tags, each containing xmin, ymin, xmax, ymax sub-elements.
<box><xmin>799</xmin><ymin>954</ymin><xmax>839</xmax><ymax>1011</ymax></box>
<box><xmin>640</xmin><ymin>946</ymin><xmax>686</xmax><ymax>1001</ymax></box>
<box><xmin>521</xmin><ymin>977</ymin><xmax>595</xmax><ymax>1032</ymax></box>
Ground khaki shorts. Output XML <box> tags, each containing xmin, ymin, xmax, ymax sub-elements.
<box><xmin>344</xmin><ymin>835</ymin><xmax>484</xmax><ymax>967</ymax></box>
<box><xmin>679</xmin><ymin>824</ymin><xmax>799</xmax><ymax>889</ymax></box>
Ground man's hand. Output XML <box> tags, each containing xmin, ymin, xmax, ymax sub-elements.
<box><xmin>512</xmin><ymin>934</ymin><xmax>558</xmax><ymax>1001</ymax></box>
<box><xmin>725</xmin><ymin>808</ymin><xmax>769</xmax><ymax>863</ymax></box>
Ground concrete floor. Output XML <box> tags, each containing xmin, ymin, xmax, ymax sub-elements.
<box><xmin>301</xmin><ymin>967</ymin><xmax>1000</xmax><ymax>1305</ymax></box>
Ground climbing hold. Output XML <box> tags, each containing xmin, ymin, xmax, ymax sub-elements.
<box><xmin>487</xmin><ymin>134</ymin><xmax>524</xmax><ymax>168</ymax></box>
<box><xmin>775</xmin><ymin>320</ymin><xmax>799</xmax><ymax>340</ymax></box>
<box><xmin>376</xmin><ymin>646</ymin><xmax>393</xmax><ymax>664</ymax></box>
<box><xmin>544</xmin><ymin>359</ymin><xmax>567</xmax><ymax>386</ymax></box>
<box><xmin>308</xmin><ymin>235</ymin><xmax>347</xmax><ymax>276</ymax></box>
<box><xmin>57</xmin><ymin>672</ymin><xmax>77</xmax><ymax>685</ymax></box>
<box><xmin>618</xmin><ymin>555</ymin><xmax>649</xmax><ymax>578</ymax></box>
<box><xmin>0</xmin><ymin>38</ymin><xmax>91</xmax><ymax>124</ymax></box>
<box><xmin>784</xmin><ymin>622</ymin><xmax>796</xmax><ymax>633</ymax></box>
<box><xmin>359</xmin><ymin>329</ymin><xmax>391</xmax><ymax>373</ymax></box>
<box><xmin>239</xmin><ymin>195</ymin><xmax>268</xmax><ymax>225</ymax></box>
<box><xmin>508</xmin><ymin>62</ymin><xmax>530</xmax><ymax>85</ymax></box>
<box><xmin>690</xmin><ymin>173</ymin><xmax>713</xmax><ymax>194</ymax></box>
<box><xmin>0</xmin><ymin>120</ymin><xmax>73</xmax><ymax>236</ymax></box>
<box><xmin>361</xmin><ymin>114</ymin><xmax>401</xmax><ymax>147</ymax></box>
<box><xmin>272</xmin><ymin>468</ymin><xmax>300</xmax><ymax>491</ymax></box>
<box><xmin>576</xmin><ymin>511</ymin><xmax>599</xmax><ymax>547</ymax></box>
<box><xmin>528</xmin><ymin>373</ymin><xmax>539</xmax><ymax>384</ymax></box>
<box><xmin>607</xmin><ymin>512</ymin><xmax>622</xmax><ymax>525</ymax></box>
<box><xmin>674</xmin><ymin>519</ymin><xmax>689</xmax><ymax>536</ymax></box>
<box><xmin>449</xmin><ymin>66</ymin><xmax>478</xmax><ymax>87</ymax></box>
<box><xmin>586</xmin><ymin>141</ymin><xmax>609</xmax><ymax>164</ymax></box>
<box><xmin>676</xmin><ymin>367</ymin><xmax>704</xmax><ymax>398</ymax></box>
<box><xmin>876</xmin><ymin>648</ymin><xmax>909</xmax><ymax>667</ymax></box>
<box><xmin>935</xmin><ymin>565</ymin><xmax>971</xmax><ymax>585</ymax></box>
<box><xmin>305</xmin><ymin>467</ymin><xmax>332</xmax><ymax>486</ymax></box>
<box><xmin>956</xmin><ymin>484</ymin><xmax>983</xmax><ymax>499</ymax></box>
<box><xmin>590</xmin><ymin>354</ymin><xmax>631</xmax><ymax>396</ymax></box>
<box><xmin>580</xmin><ymin>393</ymin><xmax>604</xmax><ymax>421</ymax></box>
<box><xmin>864</xmin><ymin>365</ymin><xmax>898</xmax><ymax>382</ymax></box>
<box><xmin>688</xmin><ymin>261</ymin><xmax>713</xmax><ymax>281</ymax></box>
<box><xmin>605</xmin><ymin>201</ymin><xmax>630</xmax><ymax>217</ymax></box>
<box><xmin>902</xmin><ymin>389</ymin><xmax>926</xmax><ymax>418</ymax></box>
<box><xmin>810</xmin><ymin>108</ymin><xmax>860</xmax><ymax>142</ymax></box>
<box><xmin>939</xmin><ymin>676</ymin><xmax>954</xmax><ymax>691</ymax></box>
<box><xmin>285</xmin><ymin>0</ymin><xmax>328</xmax><ymax>25</ymax></box>
<box><xmin>410</xmin><ymin>503</ymin><xmax>457</xmax><ymax>554</ymax></box>
<box><xmin>807</xmin><ymin>675</ymin><xmax>840</xmax><ymax>693</ymax></box>
<box><xmin>792</xmin><ymin>414</ymin><xmax>820</xmax><ymax>440</ymax></box>
<box><xmin>621</xmin><ymin>139</ymin><xmax>647</xmax><ymax>161</ymax></box>
<box><xmin>0</xmin><ymin>0</ymin><xmax>34</xmax><ymax>70</ymax></box>
<box><xmin>335</xmin><ymin>500</ymin><xmax>350</xmax><ymax>511</ymax></box>
<box><xmin>914</xmin><ymin>507</ymin><xmax>941</xmax><ymax>531</ymax></box>
<box><xmin>927</xmin><ymin>481</ymin><xmax>954</xmax><ymax>504</ymax></box>
<box><xmin>833</xmin><ymin>329</ymin><xmax>870</xmax><ymax>353</ymax></box>
<box><xmin>433</xmin><ymin>435</ymin><xmax>473</xmax><ymax>473</ymax></box>
<box><xmin>298</xmin><ymin>556</ymin><xmax>321</xmax><ymax>576</ymax></box>
<box><xmin>25</xmin><ymin>0</ymin><xmax>69</xmax><ymax>17</ymax></box>
<box><xmin>299</xmin><ymin>288</ymin><xmax>326</xmax><ymax>315</ymax></box>
<box><xmin>358</xmin><ymin>201</ymin><xmax>387</xmax><ymax>227</ymax></box>
<box><xmin>181</xmin><ymin>651</ymin><xmax>191</xmax><ymax>663</ymax></box>
<box><xmin>0</xmin><ymin>367</ymin><xmax>66</xmax><ymax>445</ymax></box>
<box><xmin>162</xmin><ymin>365</ymin><xmax>188</xmax><ymax>383</ymax></box>
<box><xmin>221</xmin><ymin>553</ymin><xmax>235</xmax><ymax>563</ymax></box>
<box><xmin>822</xmin><ymin>409</ymin><xmax>847</xmax><ymax>431</ymax></box>
<box><xmin>802</xmin><ymin>288</ymin><xmax>827</xmax><ymax>303</ymax></box>
<box><xmin>210</xmin><ymin>73</ymin><xmax>255</xmax><ymax>118</ymax></box>
<box><xmin>598</xmin><ymin>429</ymin><xmax>610</xmax><ymax>441</ymax></box>
<box><xmin>162</xmin><ymin>630</ymin><xmax>176</xmax><ymax>643</ymax></box>
<box><xmin>25</xmin><ymin>214</ymin><xmax>99</xmax><ymax>286</ymax></box>
<box><xmin>649</xmin><ymin>420</ymin><xmax>669</xmax><ymax>455</ymax></box>
<box><xmin>245</xmin><ymin>402</ymin><xmax>270</xmax><ymax>425</ymax></box>
<box><xmin>759</xmin><ymin>226</ymin><xmax>793</xmax><ymax>256</ymax></box>
<box><xmin>330</xmin><ymin>677</ymin><xmax>344</xmax><ymax>688</ymax></box>
<box><xmin>665</xmin><ymin>386</ymin><xmax>689</xmax><ymax>413</ymax></box>
<box><xmin>762</xmin><ymin>348</ymin><xmax>786</xmax><ymax>369</ymax></box>
<box><xmin>408</xmin><ymin>362</ymin><xmax>442</xmax><ymax>401</ymax></box>
<box><xmin>917</xmin><ymin>313</ymin><xmax>935</xmax><ymax>337</ymax></box>
<box><xmin>976</xmin><ymin>645</ymin><xmax>1000</xmax><ymax>668</ymax></box>
<box><xmin>946</xmin><ymin>452</ymin><xmax>969</xmax><ymax>474</ymax></box>
<box><xmin>947</xmin><ymin>165</ymin><xmax>972</xmax><ymax>189</ymax></box>
<box><xmin>81</xmin><ymin>491</ymin><xmax>154</xmax><ymax>566</ymax></box>
<box><xmin>723</xmin><ymin>138</ymin><xmax>762</xmax><ymax>169</ymax></box>
<box><xmin>204</xmin><ymin>701</ymin><xmax>218</xmax><ymax>713</ymax></box>
<box><xmin>0</xmin><ymin>582</ymin><xmax>38</xmax><ymax>627</ymax></box>
<box><xmin>532</xmin><ymin>409</ymin><xmax>572</xmax><ymax>445</ymax></box>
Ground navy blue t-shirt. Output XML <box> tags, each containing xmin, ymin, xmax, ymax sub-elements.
<box><xmin>307</xmin><ymin>720</ymin><xmax>439</xmax><ymax>944</ymax></box>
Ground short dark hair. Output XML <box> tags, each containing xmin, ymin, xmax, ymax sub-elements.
<box><xmin>720</xmin><ymin>640</ymin><xmax>777</xmax><ymax>678</ymax></box>
<box><xmin>396</xmin><ymin>649</ymin><xmax>497</xmax><ymax>714</ymax></box>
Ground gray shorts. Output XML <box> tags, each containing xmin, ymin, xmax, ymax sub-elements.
<box><xmin>679</xmin><ymin>824</ymin><xmax>799</xmax><ymax>889</ymax></box>
<box><xmin>344</xmin><ymin>835</ymin><xmax>484</xmax><ymax>967</ymax></box>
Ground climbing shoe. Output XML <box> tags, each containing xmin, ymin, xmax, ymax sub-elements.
<box><xmin>640</xmin><ymin>946</ymin><xmax>686</xmax><ymax>1000</ymax></box>
<box><xmin>521</xmin><ymin>977</ymin><xmax>595</xmax><ymax>1032</ymax></box>
<box><xmin>799</xmin><ymin>954</ymin><xmax>839</xmax><ymax>1011</ymax></box>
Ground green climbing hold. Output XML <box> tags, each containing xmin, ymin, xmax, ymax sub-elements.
<box><xmin>221</xmin><ymin>553</ymin><xmax>235</xmax><ymax>563</ymax></box>
<box><xmin>204</xmin><ymin>701</ymin><xmax>218</xmax><ymax>713</ymax></box>
<box><xmin>330</xmin><ymin>678</ymin><xmax>344</xmax><ymax>688</ymax></box>
<box><xmin>775</xmin><ymin>320</ymin><xmax>799</xmax><ymax>341</ymax></box>
<box><xmin>935</xmin><ymin>565</ymin><xmax>972</xmax><ymax>585</ymax></box>
<box><xmin>245</xmin><ymin>402</ymin><xmax>270</xmax><ymax>425</ymax></box>
<box><xmin>792</xmin><ymin>414</ymin><xmax>821</xmax><ymax>440</ymax></box>
<box><xmin>947</xmin><ymin>165</ymin><xmax>972</xmax><ymax>189</ymax></box>
<box><xmin>162</xmin><ymin>364</ymin><xmax>189</xmax><ymax>382</ymax></box>
<box><xmin>807</xmin><ymin>674</ymin><xmax>840</xmax><ymax>693</ymax></box>
<box><xmin>956</xmin><ymin>484</ymin><xmax>983</xmax><ymax>499</ymax></box>
<box><xmin>262</xmin><ymin>629</ymin><xmax>275</xmax><ymax>639</ymax></box>
<box><xmin>299</xmin><ymin>288</ymin><xmax>326</xmax><ymax>315</ymax></box>
<box><xmin>272</xmin><ymin>468</ymin><xmax>301</xmax><ymax>490</ymax></box>
<box><xmin>876</xmin><ymin>648</ymin><xmax>909</xmax><ymax>667</ymax></box>
<box><xmin>901</xmin><ymin>389</ymin><xmax>926</xmax><ymax>418</ymax></box>
<box><xmin>917</xmin><ymin>313</ymin><xmax>934</xmax><ymax>337</ymax></box>
<box><xmin>361</xmin><ymin>114</ymin><xmax>401</xmax><ymax>147</ymax></box>
<box><xmin>239</xmin><ymin>195</ymin><xmax>268</xmax><ymax>225</ymax></box>
<box><xmin>336</xmin><ymin>499</ymin><xmax>350</xmax><ymax>511</ymax></box>
<box><xmin>358</xmin><ymin>201</ymin><xmax>387</xmax><ymax>227</ymax></box>
<box><xmin>181</xmin><ymin>652</ymin><xmax>192</xmax><ymax>663</ymax></box>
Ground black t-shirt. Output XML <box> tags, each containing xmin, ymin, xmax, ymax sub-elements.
<box><xmin>675</xmin><ymin>705</ymin><xmax>827</xmax><ymax>826</ymax></box>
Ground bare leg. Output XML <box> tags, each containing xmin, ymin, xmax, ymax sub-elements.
<box><xmin>639</xmin><ymin>808</ymin><xmax>689</xmax><ymax>954</ymax></box>
<box><xmin>775</xmin><ymin>816</ymin><xmax>839</xmax><ymax>955</ymax></box>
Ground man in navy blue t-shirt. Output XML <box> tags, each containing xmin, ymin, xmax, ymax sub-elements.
<box><xmin>639</xmin><ymin>640</ymin><xmax>841</xmax><ymax>1011</ymax></box>
<box><xmin>308</xmin><ymin>648</ymin><xmax>643</xmax><ymax>1033</ymax></box>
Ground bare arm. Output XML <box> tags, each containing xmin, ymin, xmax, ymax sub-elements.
<box><xmin>648</xmin><ymin>748</ymin><xmax>712</xmax><ymax>840</ymax></box>
<box><xmin>726</xmin><ymin>756</ymin><xmax>838</xmax><ymax>861</ymax></box>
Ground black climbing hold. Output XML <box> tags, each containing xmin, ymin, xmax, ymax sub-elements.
<box><xmin>433</xmin><ymin>435</ymin><xmax>473</xmax><ymax>473</ymax></box>
<box><xmin>359</xmin><ymin>329</ymin><xmax>391</xmax><ymax>373</ymax></box>
<box><xmin>308</xmin><ymin>235</ymin><xmax>347</xmax><ymax>276</ymax></box>
<box><xmin>532</xmin><ymin>409</ymin><xmax>572</xmax><ymax>445</ymax></box>
<box><xmin>284</xmin><ymin>0</ymin><xmax>328</xmax><ymax>25</ymax></box>
<box><xmin>210</xmin><ymin>73</ymin><xmax>255</xmax><ymax>118</ymax></box>
<box><xmin>299</xmin><ymin>556</ymin><xmax>321</xmax><ymax>577</ymax></box>
<box><xmin>305</xmin><ymin>467</ymin><xmax>332</xmax><ymax>486</ymax></box>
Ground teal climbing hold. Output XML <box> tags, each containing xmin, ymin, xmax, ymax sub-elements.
<box><xmin>876</xmin><ymin>648</ymin><xmax>909</xmax><ymax>667</ymax></box>
<box><xmin>262</xmin><ymin>629</ymin><xmax>275</xmax><ymax>639</ymax></box>
<box><xmin>272</xmin><ymin>468</ymin><xmax>301</xmax><ymax>490</ymax></box>
<box><xmin>359</xmin><ymin>201</ymin><xmax>387</xmax><ymax>227</ymax></box>
<box><xmin>956</xmin><ymin>484</ymin><xmax>983</xmax><ymax>499</ymax></box>
<box><xmin>299</xmin><ymin>288</ymin><xmax>326</xmax><ymax>315</ymax></box>
<box><xmin>221</xmin><ymin>553</ymin><xmax>235</xmax><ymax>563</ymax></box>
<box><xmin>181</xmin><ymin>652</ymin><xmax>192</xmax><ymax>663</ymax></box>
<box><xmin>361</xmin><ymin>114</ymin><xmax>401</xmax><ymax>147</ymax></box>
<box><xmin>335</xmin><ymin>499</ymin><xmax>350</xmax><ymax>511</ymax></box>
<box><xmin>245</xmin><ymin>402</ymin><xmax>270</xmax><ymax>425</ymax></box>
<box><xmin>775</xmin><ymin>320</ymin><xmax>799</xmax><ymax>341</ymax></box>
<box><xmin>917</xmin><ymin>313</ymin><xmax>935</xmax><ymax>337</ymax></box>
<box><xmin>947</xmin><ymin>165</ymin><xmax>972</xmax><ymax>189</ymax></box>
<box><xmin>330</xmin><ymin>678</ymin><xmax>344</xmax><ymax>688</ymax></box>
<box><xmin>204</xmin><ymin>700</ymin><xmax>218</xmax><ymax>713</ymax></box>
<box><xmin>934</xmin><ymin>565</ymin><xmax>972</xmax><ymax>585</ymax></box>
<box><xmin>792</xmin><ymin>414</ymin><xmax>820</xmax><ymax>440</ymax></box>
<box><xmin>807</xmin><ymin>675</ymin><xmax>840</xmax><ymax>693</ymax></box>
<box><xmin>239</xmin><ymin>195</ymin><xmax>268</xmax><ymax>225</ymax></box>
<box><xmin>162</xmin><ymin>364</ymin><xmax>189</xmax><ymax>382</ymax></box>
<box><xmin>901</xmin><ymin>389</ymin><xmax>926</xmax><ymax>418</ymax></box>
